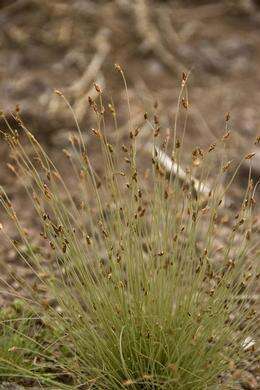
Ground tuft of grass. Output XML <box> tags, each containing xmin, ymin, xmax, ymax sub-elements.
<box><xmin>0</xmin><ymin>73</ymin><xmax>258</xmax><ymax>388</ymax></box>
<box><xmin>0</xmin><ymin>300</ymin><xmax>73</xmax><ymax>388</ymax></box>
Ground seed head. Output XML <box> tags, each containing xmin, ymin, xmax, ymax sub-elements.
<box><xmin>223</xmin><ymin>160</ymin><xmax>233</xmax><ymax>172</ymax></box>
<box><xmin>156</xmin><ymin>251</ymin><xmax>164</xmax><ymax>257</ymax></box>
<box><xmin>175</xmin><ymin>139</ymin><xmax>181</xmax><ymax>149</ymax></box>
<box><xmin>107</xmin><ymin>143</ymin><xmax>114</xmax><ymax>153</ymax></box>
<box><xmin>94</xmin><ymin>82</ymin><xmax>102</xmax><ymax>93</ymax></box>
<box><xmin>124</xmin><ymin>157</ymin><xmax>131</xmax><ymax>164</ymax></box>
<box><xmin>182</xmin><ymin>72</ymin><xmax>187</xmax><ymax>86</ymax></box>
<box><xmin>114</xmin><ymin>63</ymin><xmax>122</xmax><ymax>73</ymax></box>
<box><xmin>154</xmin><ymin>127</ymin><xmax>160</xmax><ymax>137</ymax></box>
<box><xmin>7</xmin><ymin>163</ymin><xmax>17</xmax><ymax>175</ymax></box>
<box><xmin>88</xmin><ymin>96</ymin><xmax>94</xmax><ymax>106</ymax></box>
<box><xmin>154</xmin><ymin>114</ymin><xmax>159</xmax><ymax>125</ymax></box>
<box><xmin>182</xmin><ymin>98</ymin><xmax>188</xmax><ymax>109</ymax></box>
<box><xmin>62</xmin><ymin>242</ymin><xmax>67</xmax><ymax>253</ymax></box>
<box><xmin>54</xmin><ymin>89</ymin><xmax>63</xmax><ymax>96</ymax></box>
<box><xmin>139</xmin><ymin>208</ymin><xmax>146</xmax><ymax>217</ymax></box>
<box><xmin>245</xmin><ymin>152</ymin><xmax>255</xmax><ymax>160</ymax></box>
<box><xmin>108</xmin><ymin>103</ymin><xmax>115</xmax><ymax>115</ymax></box>
<box><xmin>254</xmin><ymin>136</ymin><xmax>260</xmax><ymax>145</ymax></box>
<box><xmin>225</xmin><ymin>112</ymin><xmax>230</xmax><ymax>122</ymax></box>
<box><xmin>208</xmin><ymin>143</ymin><xmax>216</xmax><ymax>152</ymax></box>
<box><xmin>62</xmin><ymin>149</ymin><xmax>71</xmax><ymax>159</ymax></box>
<box><xmin>222</xmin><ymin>130</ymin><xmax>231</xmax><ymax>140</ymax></box>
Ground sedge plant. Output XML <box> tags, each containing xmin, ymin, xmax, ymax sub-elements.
<box><xmin>0</xmin><ymin>71</ymin><xmax>258</xmax><ymax>389</ymax></box>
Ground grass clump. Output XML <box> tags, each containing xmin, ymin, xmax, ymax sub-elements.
<box><xmin>0</xmin><ymin>73</ymin><xmax>258</xmax><ymax>388</ymax></box>
<box><xmin>0</xmin><ymin>300</ymin><xmax>72</xmax><ymax>388</ymax></box>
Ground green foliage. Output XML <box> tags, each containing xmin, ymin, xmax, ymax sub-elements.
<box><xmin>0</xmin><ymin>301</ymin><xmax>73</xmax><ymax>387</ymax></box>
<box><xmin>0</xmin><ymin>77</ymin><xmax>257</xmax><ymax>388</ymax></box>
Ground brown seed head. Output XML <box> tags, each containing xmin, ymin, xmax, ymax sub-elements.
<box><xmin>154</xmin><ymin>114</ymin><xmax>159</xmax><ymax>125</ymax></box>
<box><xmin>114</xmin><ymin>63</ymin><xmax>122</xmax><ymax>73</ymax></box>
<box><xmin>254</xmin><ymin>136</ymin><xmax>260</xmax><ymax>145</ymax></box>
<box><xmin>222</xmin><ymin>130</ymin><xmax>231</xmax><ymax>140</ymax></box>
<box><xmin>91</xmin><ymin>128</ymin><xmax>100</xmax><ymax>137</ymax></box>
<box><xmin>208</xmin><ymin>143</ymin><xmax>216</xmax><ymax>153</ymax></box>
<box><xmin>175</xmin><ymin>139</ymin><xmax>181</xmax><ymax>149</ymax></box>
<box><xmin>54</xmin><ymin>89</ymin><xmax>63</xmax><ymax>96</ymax></box>
<box><xmin>62</xmin><ymin>149</ymin><xmax>71</xmax><ymax>159</ymax></box>
<box><xmin>182</xmin><ymin>72</ymin><xmax>187</xmax><ymax>86</ymax></box>
<box><xmin>107</xmin><ymin>143</ymin><xmax>114</xmax><ymax>153</ymax></box>
<box><xmin>94</xmin><ymin>82</ymin><xmax>102</xmax><ymax>93</ymax></box>
<box><xmin>245</xmin><ymin>152</ymin><xmax>255</xmax><ymax>160</ymax></box>
<box><xmin>154</xmin><ymin>127</ymin><xmax>160</xmax><ymax>137</ymax></box>
<box><xmin>223</xmin><ymin>160</ymin><xmax>233</xmax><ymax>172</ymax></box>
<box><xmin>62</xmin><ymin>242</ymin><xmax>67</xmax><ymax>253</ymax></box>
<box><xmin>7</xmin><ymin>163</ymin><xmax>17</xmax><ymax>175</ymax></box>
<box><xmin>225</xmin><ymin>112</ymin><xmax>230</xmax><ymax>122</ymax></box>
<box><xmin>108</xmin><ymin>103</ymin><xmax>115</xmax><ymax>115</ymax></box>
<box><xmin>182</xmin><ymin>98</ymin><xmax>188</xmax><ymax>109</ymax></box>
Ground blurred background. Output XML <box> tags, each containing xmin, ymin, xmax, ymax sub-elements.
<box><xmin>0</xmin><ymin>0</ymin><xmax>260</xmax><ymax>206</ymax></box>
<box><xmin>0</xmin><ymin>1</ymin><xmax>259</xmax><ymax>134</ymax></box>
<box><xmin>0</xmin><ymin>0</ymin><xmax>259</xmax><ymax>214</ymax></box>
<box><xmin>0</xmin><ymin>0</ymin><xmax>260</xmax><ymax>197</ymax></box>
